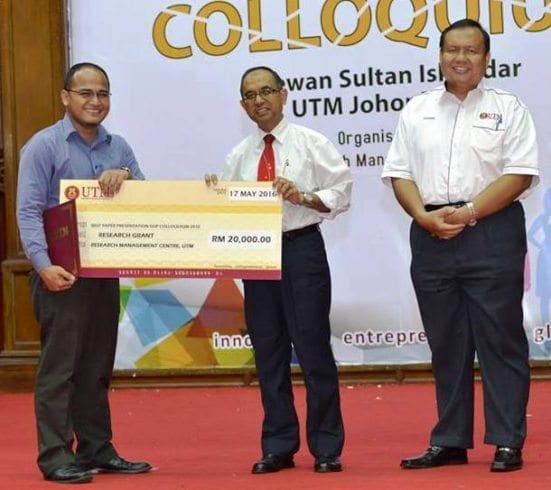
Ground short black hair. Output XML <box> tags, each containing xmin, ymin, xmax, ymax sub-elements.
<box><xmin>64</xmin><ymin>62</ymin><xmax>110</xmax><ymax>90</ymax></box>
<box><xmin>240</xmin><ymin>66</ymin><xmax>285</xmax><ymax>96</ymax></box>
<box><xmin>439</xmin><ymin>18</ymin><xmax>490</xmax><ymax>54</ymax></box>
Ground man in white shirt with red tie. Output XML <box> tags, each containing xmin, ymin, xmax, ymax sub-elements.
<box><xmin>212</xmin><ymin>66</ymin><xmax>352</xmax><ymax>474</ymax></box>
<box><xmin>382</xmin><ymin>19</ymin><xmax>538</xmax><ymax>472</ymax></box>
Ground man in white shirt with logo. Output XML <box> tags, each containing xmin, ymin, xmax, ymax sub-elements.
<box><xmin>383</xmin><ymin>19</ymin><xmax>538</xmax><ymax>472</ymax></box>
<box><xmin>208</xmin><ymin>66</ymin><xmax>351</xmax><ymax>474</ymax></box>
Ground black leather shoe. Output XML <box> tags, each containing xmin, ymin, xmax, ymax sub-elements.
<box><xmin>401</xmin><ymin>446</ymin><xmax>468</xmax><ymax>469</ymax></box>
<box><xmin>251</xmin><ymin>454</ymin><xmax>295</xmax><ymax>474</ymax></box>
<box><xmin>45</xmin><ymin>463</ymin><xmax>93</xmax><ymax>484</ymax></box>
<box><xmin>490</xmin><ymin>447</ymin><xmax>522</xmax><ymax>472</ymax></box>
<box><xmin>314</xmin><ymin>456</ymin><xmax>342</xmax><ymax>473</ymax></box>
<box><xmin>88</xmin><ymin>456</ymin><xmax>152</xmax><ymax>474</ymax></box>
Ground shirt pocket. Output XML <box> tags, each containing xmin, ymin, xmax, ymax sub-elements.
<box><xmin>279</xmin><ymin>152</ymin><xmax>312</xmax><ymax>188</ymax></box>
<box><xmin>470</xmin><ymin>122</ymin><xmax>504</xmax><ymax>163</ymax></box>
<box><xmin>470</xmin><ymin>121</ymin><xmax>505</xmax><ymax>164</ymax></box>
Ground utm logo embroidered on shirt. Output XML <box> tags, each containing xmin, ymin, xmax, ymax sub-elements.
<box><xmin>479</xmin><ymin>112</ymin><xmax>502</xmax><ymax>121</ymax></box>
<box><xmin>479</xmin><ymin>112</ymin><xmax>503</xmax><ymax>129</ymax></box>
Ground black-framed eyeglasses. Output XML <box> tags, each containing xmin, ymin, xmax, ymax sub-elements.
<box><xmin>65</xmin><ymin>89</ymin><xmax>111</xmax><ymax>101</ymax></box>
<box><xmin>242</xmin><ymin>87</ymin><xmax>281</xmax><ymax>102</ymax></box>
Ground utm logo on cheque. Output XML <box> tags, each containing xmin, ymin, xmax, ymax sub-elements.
<box><xmin>64</xmin><ymin>186</ymin><xmax>80</xmax><ymax>200</ymax></box>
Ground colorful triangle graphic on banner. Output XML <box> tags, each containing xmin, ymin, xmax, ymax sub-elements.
<box><xmin>135</xmin><ymin>279</ymin><xmax>254</xmax><ymax>368</ymax></box>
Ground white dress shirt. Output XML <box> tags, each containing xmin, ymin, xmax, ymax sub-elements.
<box><xmin>223</xmin><ymin>118</ymin><xmax>352</xmax><ymax>232</ymax></box>
<box><xmin>382</xmin><ymin>82</ymin><xmax>539</xmax><ymax>204</ymax></box>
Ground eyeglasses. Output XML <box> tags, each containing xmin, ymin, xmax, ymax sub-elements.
<box><xmin>65</xmin><ymin>89</ymin><xmax>111</xmax><ymax>101</ymax></box>
<box><xmin>242</xmin><ymin>87</ymin><xmax>281</xmax><ymax>102</ymax></box>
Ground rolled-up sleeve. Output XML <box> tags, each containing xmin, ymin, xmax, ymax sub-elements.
<box><xmin>116</xmin><ymin>136</ymin><xmax>146</xmax><ymax>180</ymax></box>
<box><xmin>312</xmin><ymin>138</ymin><xmax>352</xmax><ymax>220</ymax></box>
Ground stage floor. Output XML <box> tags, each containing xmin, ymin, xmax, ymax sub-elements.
<box><xmin>1</xmin><ymin>382</ymin><xmax>550</xmax><ymax>489</ymax></box>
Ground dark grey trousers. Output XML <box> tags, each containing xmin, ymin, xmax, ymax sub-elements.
<box><xmin>31</xmin><ymin>273</ymin><xmax>120</xmax><ymax>476</ymax></box>
<box><xmin>243</xmin><ymin>229</ymin><xmax>345</xmax><ymax>458</ymax></box>
<box><xmin>411</xmin><ymin>202</ymin><xmax>529</xmax><ymax>449</ymax></box>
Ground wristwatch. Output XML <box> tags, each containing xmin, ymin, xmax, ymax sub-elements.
<box><xmin>465</xmin><ymin>201</ymin><xmax>477</xmax><ymax>226</ymax></box>
<box><xmin>120</xmin><ymin>166</ymin><xmax>132</xmax><ymax>179</ymax></box>
<box><xmin>302</xmin><ymin>192</ymin><xmax>314</xmax><ymax>207</ymax></box>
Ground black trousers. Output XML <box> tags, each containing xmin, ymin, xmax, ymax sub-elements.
<box><xmin>30</xmin><ymin>273</ymin><xmax>120</xmax><ymax>476</ymax></box>
<box><xmin>243</xmin><ymin>228</ymin><xmax>345</xmax><ymax>458</ymax></box>
<box><xmin>410</xmin><ymin>202</ymin><xmax>530</xmax><ymax>449</ymax></box>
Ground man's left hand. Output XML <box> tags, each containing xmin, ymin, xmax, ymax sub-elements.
<box><xmin>443</xmin><ymin>205</ymin><xmax>471</xmax><ymax>226</ymax></box>
<box><xmin>98</xmin><ymin>168</ymin><xmax>130</xmax><ymax>196</ymax></box>
<box><xmin>273</xmin><ymin>177</ymin><xmax>302</xmax><ymax>205</ymax></box>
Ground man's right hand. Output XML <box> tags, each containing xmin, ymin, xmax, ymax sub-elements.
<box><xmin>38</xmin><ymin>265</ymin><xmax>76</xmax><ymax>292</ymax></box>
<box><xmin>204</xmin><ymin>174</ymin><xmax>218</xmax><ymax>186</ymax></box>
<box><xmin>416</xmin><ymin>207</ymin><xmax>465</xmax><ymax>239</ymax></box>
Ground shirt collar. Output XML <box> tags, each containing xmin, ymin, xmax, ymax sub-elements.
<box><xmin>254</xmin><ymin>117</ymin><xmax>289</xmax><ymax>146</ymax></box>
<box><xmin>61</xmin><ymin>113</ymin><xmax>111</xmax><ymax>145</ymax></box>
<box><xmin>439</xmin><ymin>80</ymin><xmax>485</xmax><ymax>104</ymax></box>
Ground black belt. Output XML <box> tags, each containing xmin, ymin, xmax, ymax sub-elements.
<box><xmin>282</xmin><ymin>224</ymin><xmax>320</xmax><ymax>240</ymax></box>
<box><xmin>424</xmin><ymin>202</ymin><xmax>465</xmax><ymax>211</ymax></box>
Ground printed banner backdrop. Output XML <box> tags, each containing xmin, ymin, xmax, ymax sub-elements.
<box><xmin>67</xmin><ymin>1</ymin><xmax>551</xmax><ymax>369</ymax></box>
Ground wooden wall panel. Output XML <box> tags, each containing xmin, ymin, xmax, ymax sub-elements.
<box><xmin>0</xmin><ymin>0</ymin><xmax>65</xmax><ymax>365</ymax></box>
<box><xmin>1</xmin><ymin>0</ymin><xmax>65</xmax><ymax>258</ymax></box>
<box><xmin>2</xmin><ymin>259</ymin><xmax>39</xmax><ymax>354</ymax></box>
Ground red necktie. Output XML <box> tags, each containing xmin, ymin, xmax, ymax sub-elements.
<box><xmin>257</xmin><ymin>134</ymin><xmax>275</xmax><ymax>181</ymax></box>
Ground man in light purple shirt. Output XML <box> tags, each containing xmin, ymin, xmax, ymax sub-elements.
<box><xmin>17</xmin><ymin>62</ymin><xmax>150</xmax><ymax>484</ymax></box>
